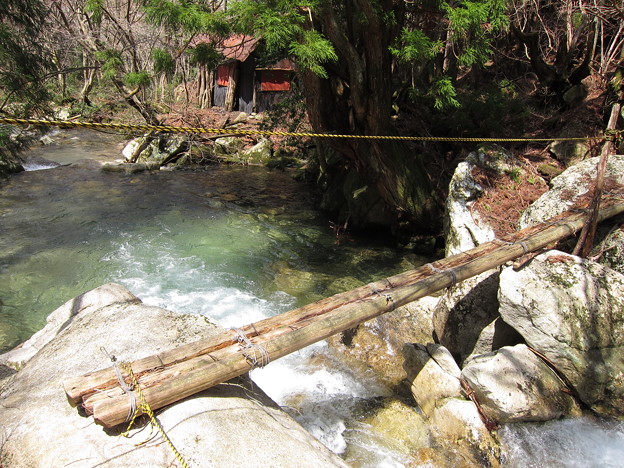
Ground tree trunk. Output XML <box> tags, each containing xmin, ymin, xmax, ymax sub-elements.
<box><xmin>300</xmin><ymin>2</ymin><xmax>436</xmax><ymax>231</ymax></box>
<box><xmin>224</xmin><ymin>64</ymin><xmax>239</xmax><ymax>112</ymax></box>
<box><xmin>197</xmin><ymin>65</ymin><xmax>212</xmax><ymax>109</ymax></box>
<box><xmin>111</xmin><ymin>78</ymin><xmax>161</xmax><ymax>126</ymax></box>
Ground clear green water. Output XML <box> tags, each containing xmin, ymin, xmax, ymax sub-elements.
<box><xmin>0</xmin><ymin>161</ymin><xmax>422</xmax><ymax>352</ymax></box>
<box><xmin>0</xmin><ymin>135</ymin><xmax>428</xmax><ymax>465</ymax></box>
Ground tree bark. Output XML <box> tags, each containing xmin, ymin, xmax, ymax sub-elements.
<box><xmin>300</xmin><ymin>2</ymin><xmax>435</xmax><ymax>230</ymax></box>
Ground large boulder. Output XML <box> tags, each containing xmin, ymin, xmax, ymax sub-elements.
<box><xmin>403</xmin><ymin>343</ymin><xmax>462</xmax><ymax>416</ymax></box>
<box><xmin>547</xmin><ymin>120</ymin><xmax>591</xmax><ymax>166</ymax></box>
<box><xmin>498</xmin><ymin>251</ymin><xmax>624</xmax><ymax>417</ymax></box>
<box><xmin>461</xmin><ymin>344</ymin><xmax>581</xmax><ymax>423</ymax></box>
<box><xmin>519</xmin><ymin>155</ymin><xmax>624</xmax><ymax>229</ymax></box>
<box><xmin>467</xmin><ymin>144</ymin><xmax>517</xmax><ymax>175</ymax></box>
<box><xmin>434</xmin><ymin>155</ymin><xmax>506</xmax><ymax>365</ymax></box>
<box><xmin>597</xmin><ymin>225</ymin><xmax>624</xmax><ymax>275</ymax></box>
<box><xmin>0</xmin><ymin>284</ymin><xmax>347</xmax><ymax>467</ymax></box>
<box><xmin>432</xmin><ymin>270</ymin><xmax>505</xmax><ymax>365</ymax></box>
<box><xmin>0</xmin><ymin>283</ymin><xmax>140</xmax><ymax>368</ymax></box>
<box><xmin>444</xmin><ymin>160</ymin><xmax>495</xmax><ymax>257</ymax></box>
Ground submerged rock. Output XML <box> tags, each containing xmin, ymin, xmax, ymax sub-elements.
<box><xmin>461</xmin><ymin>344</ymin><xmax>581</xmax><ymax>423</ymax></box>
<box><xmin>498</xmin><ymin>251</ymin><xmax>624</xmax><ymax>417</ymax></box>
<box><xmin>429</xmin><ymin>397</ymin><xmax>501</xmax><ymax>467</ymax></box>
<box><xmin>0</xmin><ymin>284</ymin><xmax>347</xmax><ymax>467</ymax></box>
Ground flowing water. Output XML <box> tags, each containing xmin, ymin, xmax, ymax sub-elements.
<box><xmin>0</xmin><ymin>130</ymin><xmax>423</xmax><ymax>465</ymax></box>
<box><xmin>2</xmin><ymin>130</ymin><xmax>623</xmax><ymax>467</ymax></box>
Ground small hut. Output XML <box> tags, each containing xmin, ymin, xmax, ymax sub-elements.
<box><xmin>213</xmin><ymin>35</ymin><xmax>259</xmax><ymax>113</ymax></box>
<box><xmin>193</xmin><ymin>35</ymin><xmax>295</xmax><ymax>113</ymax></box>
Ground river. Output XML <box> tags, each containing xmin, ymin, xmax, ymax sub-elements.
<box><xmin>1</xmin><ymin>129</ymin><xmax>623</xmax><ymax>467</ymax></box>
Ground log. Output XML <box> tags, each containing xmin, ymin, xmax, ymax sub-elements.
<box><xmin>64</xmin><ymin>195</ymin><xmax>624</xmax><ymax>427</ymax></box>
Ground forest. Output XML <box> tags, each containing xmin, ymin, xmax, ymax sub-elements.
<box><xmin>1</xmin><ymin>0</ymin><xmax>623</xmax><ymax>234</ymax></box>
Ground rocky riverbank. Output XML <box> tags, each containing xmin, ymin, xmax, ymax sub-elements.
<box><xmin>0</xmin><ymin>283</ymin><xmax>346</xmax><ymax>467</ymax></box>
<box><xmin>1</xmin><ymin>148</ymin><xmax>623</xmax><ymax>467</ymax></box>
<box><xmin>329</xmin><ymin>150</ymin><xmax>624</xmax><ymax>466</ymax></box>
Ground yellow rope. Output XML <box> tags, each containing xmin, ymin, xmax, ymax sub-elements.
<box><xmin>119</xmin><ymin>363</ymin><xmax>191</xmax><ymax>468</ymax></box>
<box><xmin>0</xmin><ymin>117</ymin><xmax>605</xmax><ymax>143</ymax></box>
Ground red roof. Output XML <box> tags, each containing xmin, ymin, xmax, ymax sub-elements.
<box><xmin>192</xmin><ymin>34</ymin><xmax>259</xmax><ymax>62</ymax></box>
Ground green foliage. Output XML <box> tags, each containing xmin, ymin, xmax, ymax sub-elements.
<box><xmin>123</xmin><ymin>71</ymin><xmax>151</xmax><ymax>88</ymax></box>
<box><xmin>226</xmin><ymin>1</ymin><xmax>336</xmax><ymax>77</ymax></box>
<box><xmin>152</xmin><ymin>49</ymin><xmax>175</xmax><ymax>75</ymax></box>
<box><xmin>143</xmin><ymin>0</ymin><xmax>228</xmax><ymax>35</ymax></box>
<box><xmin>189</xmin><ymin>43</ymin><xmax>222</xmax><ymax>68</ymax></box>
<box><xmin>94</xmin><ymin>49</ymin><xmax>124</xmax><ymax>79</ymax></box>
<box><xmin>0</xmin><ymin>0</ymin><xmax>50</xmax><ymax>116</ymax></box>
<box><xmin>84</xmin><ymin>0</ymin><xmax>105</xmax><ymax>25</ymax></box>
<box><xmin>445</xmin><ymin>0</ymin><xmax>509</xmax><ymax>67</ymax></box>
<box><xmin>430</xmin><ymin>77</ymin><xmax>460</xmax><ymax>110</ymax></box>
<box><xmin>0</xmin><ymin>0</ymin><xmax>49</xmax><ymax>176</ymax></box>
<box><xmin>428</xmin><ymin>79</ymin><xmax>529</xmax><ymax>137</ymax></box>
<box><xmin>288</xmin><ymin>30</ymin><xmax>337</xmax><ymax>78</ymax></box>
<box><xmin>390</xmin><ymin>28</ymin><xmax>441</xmax><ymax>62</ymax></box>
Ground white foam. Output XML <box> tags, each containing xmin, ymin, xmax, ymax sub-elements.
<box><xmin>23</xmin><ymin>162</ymin><xmax>59</xmax><ymax>171</ymax></box>
<box><xmin>500</xmin><ymin>417</ymin><xmax>624</xmax><ymax>467</ymax></box>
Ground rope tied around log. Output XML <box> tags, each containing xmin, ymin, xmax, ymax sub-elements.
<box><xmin>232</xmin><ymin>328</ymin><xmax>270</xmax><ymax>369</ymax></box>
<box><xmin>117</xmin><ymin>361</ymin><xmax>191</xmax><ymax>468</ymax></box>
<box><xmin>426</xmin><ymin>263</ymin><xmax>458</xmax><ymax>286</ymax></box>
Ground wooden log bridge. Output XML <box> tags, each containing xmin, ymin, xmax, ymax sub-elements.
<box><xmin>64</xmin><ymin>195</ymin><xmax>624</xmax><ymax>428</ymax></box>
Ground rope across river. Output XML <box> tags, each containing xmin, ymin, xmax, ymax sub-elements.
<box><xmin>0</xmin><ymin>117</ymin><xmax>614</xmax><ymax>143</ymax></box>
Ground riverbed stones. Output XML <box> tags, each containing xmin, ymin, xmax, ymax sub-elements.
<box><xmin>0</xmin><ymin>152</ymin><xmax>23</xmax><ymax>177</ymax></box>
<box><xmin>498</xmin><ymin>251</ymin><xmax>624</xmax><ymax>417</ymax></box>
<box><xmin>122</xmin><ymin>135</ymin><xmax>189</xmax><ymax>165</ymax></box>
<box><xmin>242</xmin><ymin>138</ymin><xmax>273</xmax><ymax>164</ymax></box>
<box><xmin>461</xmin><ymin>344</ymin><xmax>581</xmax><ymax>423</ymax></box>
<box><xmin>403</xmin><ymin>343</ymin><xmax>462</xmax><ymax>416</ymax></box>
<box><xmin>0</xmin><ymin>283</ymin><xmax>347</xmax><ymax>467</ymax></box>
<box><xmin>519</xmin><ymin>154</ymin><xmax>624</xmax><ymax>229</ymax></box>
